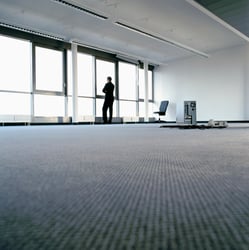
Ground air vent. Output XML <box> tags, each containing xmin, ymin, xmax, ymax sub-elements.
<box><xmin>51</xmin><ymin>0</ymin><xmax>108</xmax><ymax>20</ymax></box>
<box><xmin>0</xmin><ymin>22</ymin><xmax>65</xmax><ymax>41</ymax></box>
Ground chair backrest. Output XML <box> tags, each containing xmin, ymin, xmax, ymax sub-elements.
<box><xmin>159</xmin><ymin>101</ymin><xmax>169</xmax><ymax>113</ymax></box>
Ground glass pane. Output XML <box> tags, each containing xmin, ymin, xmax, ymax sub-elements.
<box><xmin>0</xmin><ymin>92</ymin><xmax>30</xmax><ymax>115</ymax></box>
<box><xmin>96</xmin><ymin>59</ymin><xmax>115</xmax><ymax>96</ymax></box>
<box><xmin>139</xmin><ymin>102</ymin><xmax>154</xmax><ymax>117</ymax></box>
<box><xmin>148</xmin><ymin>102</ymin><xmax>153</xmax><ymax>117</ymax></box>
<box><xmin>68</xmin><ymin>97</ymin><xmax>72</xmax><ymax>116</ymax></box>
<box><xmin>67</xmin><ymin>51</ymin><xmax>72</xmax><ymax>95</ymax></box>
<box><xmin>78</xmin><ymin>53</ymin><xmax>94</xmax><ymax>97</ymax></box>
<box><xmin>139</xmin><ymin>101</ymin><xmax>145</xmax><ymax>117</ymax></box>
<box><xmin>78</xmin><ymin>98</ymin><xmax>94</xmax><ymax>116</ymax></box>
<box><xmin>139</xmin><ymin>69</ymin><xmax>145</xmax><ymax>99</ymax></box>
<box><xmin>139</xmin><ymin>69</ymin><xmax>153</xmax><ymax>100</ymax></box>
<box><xmin>120</xmin><ymin>101</ymin><xmax>137</xmax><ymax>117</ymax></box>
<box><xmin>96</xmin><ymin>98</ymin><xmax>116</xmax><ymax>117</ymax></box>
<box><xmin>148</xmin><ymin>70</ymin><xmax>153</xmax><ymax>100</ymax></box>
<box><xmin>68</xmin><ymin>97</ymin><xmax>94</xmax><ymax>116</ymax></box>
<box><xmin>119</xmin><ymin>62</ymin><xmax>137</xmax><ymax>100</ymax></box>
<box><xmin>67</xmin><ymin>51</ymin><xmax>94</xmax><ymax>97</ymax></box>
<box><xmin>34</xmin><ymin>94</ymin><xmax>64</xmax><ymax>116</ymax></box>
<box><xmin>0</xmin><ymin>35</ymin><xmax>31</xmax><ymax>92</ymax></box>
<box><xmin>35</xmin><ymin>47</ymin><xmax>63</xmax><ymax>92</ymax></box>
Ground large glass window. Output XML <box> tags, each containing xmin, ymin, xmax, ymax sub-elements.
<box><xmin>35</xmin><ymin>46</ymin><xmax>63</xmax><ymax>92</ymax></box>
<box><xmin>119</xmin><ymin>62</ymin><xmax>137</xmax><ymax>100</ymax></box>
<box><xmin>0</xmin><ymin>35</ymin><xmax>31</xmax><ymax>92</ymax></box>
<box><xmin>0</xmin><ymin>32</ymin><xmax>156</xmax><ymax>122</ymax></box>
<box><xmin>96</xmin><ymin>59</ymin><xmax>115</xmax><ymax>96</ymax></box>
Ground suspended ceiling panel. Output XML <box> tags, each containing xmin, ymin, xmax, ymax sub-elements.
<box><xmin>194</xmin><ymin>0</ymin><xmax>249</xmax><ymax>38</ymax></box>
<box><xmin>0</xmin><ymin>0</ymin><xmax>246</xmax><ymax>64</ymax></box>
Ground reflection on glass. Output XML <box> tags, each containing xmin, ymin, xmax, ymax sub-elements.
<box><xmin>0</xmin><ymin>35</ymin><xmax>31</xmax><ymax>92</ymax></box>
<box><xmin>119</xmin><ymin>62</ymin><xmax>137</xmax><ymax>100</ymax></box>
<box><xmin>35</xmin><ymin>47</ymin><xmax>63</xmax><ymax>92</ymax></box>
<box><xmin>67</xmin><ymin>51</ymin><xmax>94</xmax><ymax>97</ymax></box>
<box><xmin>0</xmin><ymin>92</ymin><xmax>30</xmax><ymax>115</ymax></box>
<box><xmin>96</xmin><ymin>59</ymin><xmax>115</xmax><ymax>95</ymax></box>
<box><xmin>34</xmin><ymin>94</ymin><xmax>64</xmax><ymax>116</ymax></box>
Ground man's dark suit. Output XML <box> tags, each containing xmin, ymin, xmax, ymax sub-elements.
<box><xmin>102</xmin><ymin>81</ymin><xmax>114</xmax><ymax>123</ymax></box>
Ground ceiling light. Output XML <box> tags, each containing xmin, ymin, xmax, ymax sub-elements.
<box><xmin>51</xmin><ymin>0</ymin><xmax>108</xmax><ymax>20</ymax></box>
<box><xmin>115</xmin><ymin>21</ymin><xmax>209</xmax><ymax>58</ymax></box>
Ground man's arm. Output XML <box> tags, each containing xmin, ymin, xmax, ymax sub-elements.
<box><xmin>102</xmin><ymin>84</ymin><xmax>107</xmax><ymax>93</ymax></box>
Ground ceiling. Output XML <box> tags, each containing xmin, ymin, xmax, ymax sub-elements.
<box><xmin>194</xmin><ymin>0</ymin><xmax>249</xmax><ymax>38</ymax></box>
<box><xmin>0</xmin><ymin>0</ymin><xmax>247</xmax><ymax>65</ymax></box>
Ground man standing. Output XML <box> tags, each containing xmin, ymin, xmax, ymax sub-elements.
<box><xmin>102</xmin><ymin>76</ymin><xmax>115</xmax><ymax>124</ymax></box>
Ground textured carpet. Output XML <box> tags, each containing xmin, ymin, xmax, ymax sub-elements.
<box><xmin>0</xmin><ymin>124</ymin><xmax>249</xmax><ymax>250</ymax></box>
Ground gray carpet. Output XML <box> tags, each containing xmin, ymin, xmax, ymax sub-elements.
<box><xmin>0</xmin><ymin>124</ymin><xmax>249</xmax><ymax>250</ymax></box>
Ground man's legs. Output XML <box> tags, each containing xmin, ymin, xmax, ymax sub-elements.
<box><xmin>102</xmin><ymin>101</ymin><xmax>108</xmax><ymax>123</ymax></box>
<box><xmin>108</xmin><ymin>103</ymin><xmax>113</xmax><ymax>123</ymax></box>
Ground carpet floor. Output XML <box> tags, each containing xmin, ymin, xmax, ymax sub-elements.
<box><xmin>0</xmin><ymin>124</ymin><xmax>249</xmax><ymax>250</ymax></box>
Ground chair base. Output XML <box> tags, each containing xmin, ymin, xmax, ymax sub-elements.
<box><xmin>154</xmin><ymin>119</ymin><xmax>167</xmax><ymax>123</ymax></box>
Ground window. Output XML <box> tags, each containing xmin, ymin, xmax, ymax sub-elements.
<box><xmin>139</xmin><ymin>102</ymin><xmax>154</xmax><ymax>118</ymax></box>
<box><xmin>119</xmin><ymin>101</ymin><xmax>136</xmax><ymax>117</ymax></box>
<box><xmin>0</xmin><ymin>35</ymin><xmax>31</xmax><ymax>92</ymax></box>
<box><xmin>67</xmin><ymin>51</ymin><xmax>94</xmax><ymax>97</ymax></box>
<box><xmin>119</xmin><ymin>62</ymin><xmax>137</xmax><ymax>100</ymax></box>
<box><xmin>0</xmin><ymin>31</ymin><xmax>156</xmax><ymax>121</ymax></box>
<box><xmin>0</xmin><ymin>35</ymin><xmax>31</xmax><ymax>116</ymax></box>
<box><xmin>34</xmin><ymin>94</ymin><xmax>64</xmax><ymax>116</ymax></box>
<box><xmin>68</xmin><ymin>97</ymin><xmax>94</xmax><ymax>116</ymax></box>
<box><xmin>34</xmin><ymin>46</ymin><xmax>65</xmax><ymax>116</ymax></box>
<box><xmin>35</xmin><ymin>46</ymin><xmax>63</xmax><ymax>92</ymax></box>
<box><xmin>0</xmin><ymin>92</ymin><xmax>30</xmax><ymax>115</ymax></box>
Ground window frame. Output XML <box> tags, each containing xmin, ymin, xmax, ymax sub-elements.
<box><xmin>32</xmin><ymin>42</ymin><xmax>67</xmax><ymax>97</ymax></box>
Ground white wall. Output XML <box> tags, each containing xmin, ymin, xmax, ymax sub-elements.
<box><xmin>154</xmin><ymin>44</ymin><xmax>249</xmax><ymax>122</ymax></box>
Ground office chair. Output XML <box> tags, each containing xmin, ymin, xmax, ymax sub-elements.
<box><xmin>154</xmin><ymin>100</ymin><xmax>169</xmax><ymax>122</ymax></box>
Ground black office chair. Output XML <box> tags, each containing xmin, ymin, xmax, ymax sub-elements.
<box><xmin>154</xmin><ymin>100</ymin><xmax>169</xmax><ymax>122</ymax></box>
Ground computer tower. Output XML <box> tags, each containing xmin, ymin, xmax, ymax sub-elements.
<box><xmin>184</xmin><ymin>101</ymin><xmax>196</xmax><ymax>125</ymax></box>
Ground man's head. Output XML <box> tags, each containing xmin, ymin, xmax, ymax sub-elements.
<box><xmin>107</xmin><ymin>76</ymin><xmax>112</xmax><ymax>82</ymax></box>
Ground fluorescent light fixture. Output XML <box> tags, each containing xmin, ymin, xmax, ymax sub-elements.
<box><xmin>0</xmin><ymin>22</ymin><xmax>65</xmax><ymax>41</ymax></box>
<box><xmin>51</xmin><ymin>0</ymin><xmax>108</xmax><ymax>20</ymax></box>
<box><xmin>115</xmin><ymin>21</ymin><xmax>209</xmax><ymax>58</ymax></box>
